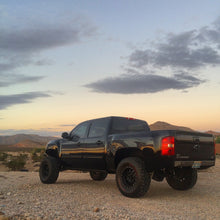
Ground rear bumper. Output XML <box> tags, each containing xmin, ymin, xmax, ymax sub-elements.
<box><xmin>174</xmin><ymin>160</ymin><xmax>215</xmax><ymax>168</ymax></box>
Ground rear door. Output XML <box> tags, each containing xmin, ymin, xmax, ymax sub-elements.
<box><xmin>83</xmin><ymin>118</ymin><xmax>110</xmax><ymax>170</ymax></box>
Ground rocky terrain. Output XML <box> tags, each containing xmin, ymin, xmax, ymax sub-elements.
<box><xmin>0</xmin><ymin>124</ymin><xmax>219</xmax><ymax>219</ymax></box>
<box><xmin>0</xmin><ymin>157</ymin><xmax>219</xmax><ymax>220</ymax></box>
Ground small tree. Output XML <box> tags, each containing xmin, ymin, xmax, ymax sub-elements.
<box><xmin>31</xmin><ymin>148</ymin><xmax>45</xmax><ymax>162</ymax></box>
<box><xmin>5</xmin><ymin>154</ymin><xmax>28</xmax><ymax>171</ymax></box>
<box><xmin>0</xmin><ymin>152</ymin><xmax>9</xmax><ymax>162</ymax></box>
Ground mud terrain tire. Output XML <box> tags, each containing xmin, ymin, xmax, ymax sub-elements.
<box><xmin>116</xmin><ymin>157</ymin><xmax>151</xmax><ymax>198</ymax></box>
<box><xmin>166</xmin><ymin>167</ymin><xmax>197</xmax><ymax>190</ymax></box>
<box><xmin>39</xmin><ymin>156</ymin><xmax>59</xmax><ymax>184</ymax></box>
<box><xmin>90</xmin><ymin>171</ymin><xmax>108</xmax><ymax>181</ymax></box>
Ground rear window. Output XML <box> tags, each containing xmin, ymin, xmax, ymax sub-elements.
<box><xmin>110</xmin><ymin>118</ymin><xmax>149</xmax><ymax>134</ymax></box>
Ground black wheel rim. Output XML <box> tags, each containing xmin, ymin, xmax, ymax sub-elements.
<box><xmin>122</xmin><ymin>167</ymin><xmax>136</xmax><ymax>187</ymax></box>
<box><xmin>174</xmin><ymin>169</ymin><xmax>187</xmax><ymax>183</ymax></box>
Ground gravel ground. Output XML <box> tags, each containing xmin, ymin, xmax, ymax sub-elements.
<box><xmin>0</xmin><ymin>158</ymin><xmax>219</xmax><ymax>220</ymax></box>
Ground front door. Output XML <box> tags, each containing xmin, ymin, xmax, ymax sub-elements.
<box><xmin>60</xmin><ymin>122</ymin><xmax>89</xmax><ymax>169</ymax></box>
<box><xmin>83</xmin><ymin>118</ymin><xmax>110</xmax><ymax>170</ymax></box>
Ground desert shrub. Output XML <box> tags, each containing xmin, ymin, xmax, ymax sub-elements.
<box><xmin>0</xmin><ymin>152</ymin><xmax>9</xmax><ymax>162</ymax></box>
<box><xmin>31</xmin><ymin>148</ymin><xmax>45</xmax><ymax>162</ymax></box>
<box><xmin>5</xmin><ymin>154</ymin><xmax>28</xmax><ymax>171</ymax></box>
<box><xmin>215</xmin><ymin>136</ymin><xmax>220</xmax><ymax>144</ymax></box>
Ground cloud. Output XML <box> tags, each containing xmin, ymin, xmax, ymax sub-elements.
<box><xmin>84</xmin><ymin>72</ymin><xmax>204</xmax><ymax>94</ymax></box>
<box><xmin>129</xmin><ymin>27</ymin><xmax>220</xmax><ymax>69</ymax></box>
<box><xmin>34</xmin><ymin>59</ymin><xmax>53</xmax><ymax>66</ymax></box>
<box><xmin>59</xmin><ymin>124</ymin><xmax>76</xmax><ymax>127</ymax></box>
<box><xmin>0</xmin><ymin>73</ymin><xmax>45</xmax><ymax>87</ymax></box>
<box><xmin>0</xmin><ymin>92</ymin><xmax>51</xmax><ymax>110</ymax></box>
<box><xmin>0</xmin><ymin>16</ymin><xmax>96</xmax><ymax>109</ymax></box>
<box><xmin>85</xmin><ymin>16</ymin><xmax>219</xmax><ymax>94</ymax></box>
<box><xmin>0</xmin><ymin>17</ymin><xmax>97</xmax><ymax>81</ymax></box>
<box><xmin>0</xmin><ymin>20</ymin><xmax>97</xmax><ymax>53</ymax></box>
<box><xmin>0</xmin><ymin>53</ymin><xmax>32</xmax><ymax>72</ymax></box>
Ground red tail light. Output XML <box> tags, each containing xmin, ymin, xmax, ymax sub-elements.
<box><xmin>161</xmin><ymin>136</ymin><xmax>175</xmax><ymax>156</ymax></box>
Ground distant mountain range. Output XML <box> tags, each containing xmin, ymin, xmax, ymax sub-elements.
<box><xmin>149</xmin><ymin>121</ymin><xmax>194</xmax><ymax>132</ymax></box>
<box><xmin>149</xmin><ymin>122</ymin><xmax>220</xmax><ymax>136</ymax></box>
<box><xmin>0</xmin><ymin>134</ymin><xmax>57</xmax><ymax>150</ymax></box>
<box><xmin>205</xmin><ymin>130</ymin><xmax>220</xmax><ymax>136</ymax></box>
<box><xmin>0</xmin><ymin>122</ymin><xmax>219</xmax><ymax>150</ymax></box>
<box><xmin>0</xmin><ymin>134</ymin><xmax>56</xmax><ymax>145</ymax></box>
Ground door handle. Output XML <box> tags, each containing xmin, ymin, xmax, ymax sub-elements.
<box><xmin>96</xmin><ymin>140</ymin><xmax>103</xmax><ymax>145</ymax></box>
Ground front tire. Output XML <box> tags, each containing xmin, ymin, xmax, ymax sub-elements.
<box><xmin>90</xmin><ymin>171</ymin><xmax>108</xmax><ymax>181</ymax></box>
<box><xmin>166</xmin><ymin>167</ymin><xmax>197</xmax><ymax>190</ymax></box>
<box><xmin>116</xmin><ymin>157</ymin><xmax>151</xmax><ymax>198</ymax></box>
<box><xmin>39</xmin><ymin>156</ymin><xmax>59</xmax><ymax>184</ymax></box>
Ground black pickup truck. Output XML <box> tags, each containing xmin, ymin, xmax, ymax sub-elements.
<box><xmin>39</xmin><ymin>116</ymin><xmax>215</xmax><ymax>198</ymax></box>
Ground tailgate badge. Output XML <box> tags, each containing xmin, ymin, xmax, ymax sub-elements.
<box><xmin>193</xmin><ymin>137</ymin><xmax>200</xmax><ymax>152</ymax></box>
<box><xmin>193</xmin><ymin>144</ymin><xmax>200</xmax><ymax>152</ymax></box>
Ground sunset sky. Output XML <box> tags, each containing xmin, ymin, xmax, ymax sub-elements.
<box><xmin>1</xmin><ymin>0</ymin><xmax>220</xmax><ymax>136</ymax></box>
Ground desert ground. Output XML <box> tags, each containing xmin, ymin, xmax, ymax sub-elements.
<box><xmin>0</xmin><ymin>156</ymin><xmax>219</xmax><ymax>220</ymax></box>
<box><xmin>0</xmin><ymin>152</ymin><xmax>41</xmax><ymax>173</ymax></box>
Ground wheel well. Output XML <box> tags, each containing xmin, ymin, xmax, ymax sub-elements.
<box><xmin>115</xmin><ymin>148</ymin><xmax>144</xmax><ymax>168</ymax></box>
<box><xmin>46</xmin><ymin>149</ymin><xmax>59</xmax><ymax>158</ymax></box>
<box><xmin>114</xmin><ymin>147</ymin><xmax>155</xmax><ymax>171</ymax></box>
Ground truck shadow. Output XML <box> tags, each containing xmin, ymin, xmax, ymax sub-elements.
<box><xmin>54</xmin><ymin>176</ymin><xmax>210</xmax><ymax>199</ymax></box>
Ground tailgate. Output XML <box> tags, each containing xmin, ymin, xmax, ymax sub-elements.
<box><xmin>174</xmin><ymin>131</ymin><xmax>215</xmax><ymax>167</ymax></box>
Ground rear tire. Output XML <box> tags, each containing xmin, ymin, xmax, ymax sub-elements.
<box><xmin>116</xmin><ymin>157</ymin><xmax>151</xmax><ymax>198</ymax></box>
<box><xmin>166</xmin><ymin>167</ymin><xmax>197</xmax><ymax>190</ymax></box>
<box><xmin>39</xmin><ymin>156</ymin><xmax>59</xmax><ymax>184</ymax></box>
<box><xmin>90</xmin><ymin>171</ymin><xmax>108</xmax><ymax>181</ymax></box>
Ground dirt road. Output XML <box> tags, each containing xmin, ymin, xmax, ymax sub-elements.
<box><xmin>0</xmin><ymin>158</ymin><xmax>219</xmax><ymax>220</ymax></box>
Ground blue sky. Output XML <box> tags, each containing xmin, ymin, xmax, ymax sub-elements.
<box><xmin>0</xmin><ymin>0</ymin><xmax>220</xmax><ymax>136</ymax></box>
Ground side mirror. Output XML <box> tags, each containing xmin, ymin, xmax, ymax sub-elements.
<box><xmin>62</xmin><ymin>132</ymin><xmax>69</xmax><ymax>139</ymax></box>
<box><xmin>72</xmin><ymin>135</ymin><xmax>80</xmax><ymax>142</ymax></box>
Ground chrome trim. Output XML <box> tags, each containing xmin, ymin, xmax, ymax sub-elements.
<box><xmin>174</xmin><ymin>160</ymin><xmax>215</xmax><ymax>167</ymax></box>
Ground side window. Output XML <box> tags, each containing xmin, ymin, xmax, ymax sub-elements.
<box><xmin>88</xmin><ymin>119</ymin><xmax>108</xmax><ymax>138</ymax></box>
<box><xmin>70</xmin><ymin>123</ymin><xmax>88</xmax><ymax>139</ymax></box>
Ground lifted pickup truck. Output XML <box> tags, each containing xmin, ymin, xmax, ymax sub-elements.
<box><xmin>39</xmin><ymin>116</ymin><xmax>215</xmax><ymax>198</ymax></box>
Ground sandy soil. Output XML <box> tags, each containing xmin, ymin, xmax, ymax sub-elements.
<box><xmin>0</xmin><ymin>157</ymin><xmax>219</xmax><ymax>220</ymax></box>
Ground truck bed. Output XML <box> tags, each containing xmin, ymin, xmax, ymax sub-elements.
<box><xmin>174</xmin><ymin>130</ymin><xmax>215</xmax><ymax>168</ymax></box>
<box><xmin>151</xmin><ymin>130</ymin><xmax>215</xmax><ymax>168</ymax></box>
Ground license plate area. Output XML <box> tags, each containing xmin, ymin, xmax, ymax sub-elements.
<box><xmin>192</xmin><ymin>161</ymin><xmax>201</xmax><ymax>168</ymax></box>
